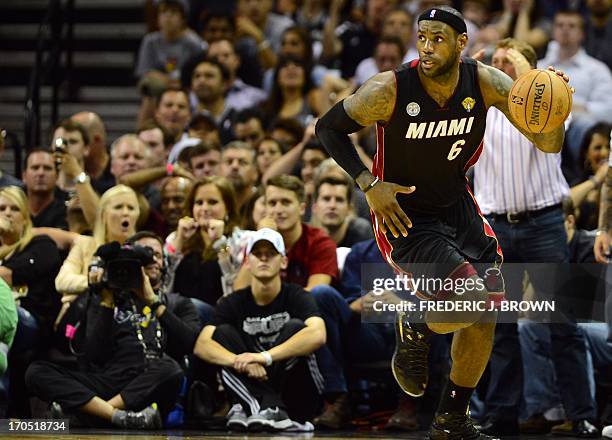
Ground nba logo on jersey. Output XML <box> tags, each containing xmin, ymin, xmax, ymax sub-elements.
<box><xmin>430</xmin><ymin>9</ymin><xmax>436</xmax><ymax>18</ymax></box>
<box><xmin>406</xmin><ymin>102</ymin><xmax>420</xmax><ymax>116</ymax></box>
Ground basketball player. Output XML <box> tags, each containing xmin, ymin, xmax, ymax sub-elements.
<box><xmin>315</xmin><ymin>6</ymin><xmax>571</xmax><ymax>439</ymax></box>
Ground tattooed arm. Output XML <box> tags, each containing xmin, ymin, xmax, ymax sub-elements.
<box><xmin>594</xmin><ymin>167</ymin><xmax>612</xmax><ymax>263</ymax></box>
<box><xmin>316</xmin><ymin>70</ymin><xmax>415</xmax><ymax>238</ymax></box>
<box><xmin>316</xmin><ymin>71</ymin><xmax>396</xmax><ymax>187</ymax></box>
<box><xmin>343</xmin><ymin>71</ymin><xmax>396</xmax><ymax>126</ymax></box>
<box><xmin>478</xmin><ymin>62</ymin><xmax>565</xmax><ymax>153</ymax></box>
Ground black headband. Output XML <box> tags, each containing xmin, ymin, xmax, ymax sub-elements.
<box><xmin>417</xmin><ymin>8</ymin><xmax>467</xmax><ymax>34</ymax></box>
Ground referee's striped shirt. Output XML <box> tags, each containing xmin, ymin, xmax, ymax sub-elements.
<box><xmin>473</xmin><ymin>107</ymin><xmax>569</xmax><ymax>215</ymax></box>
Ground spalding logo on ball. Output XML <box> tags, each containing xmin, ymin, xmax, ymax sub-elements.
<box><xmin>508</xmin><ymin>69</ymin><xmax>573</xmax><ymax>134</ymax></box>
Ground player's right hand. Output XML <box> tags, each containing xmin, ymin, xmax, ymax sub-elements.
<box><xmin>594</xmin><ymin>231</ymin><xmax>610</xmax><ymax>264</ymax></box>
<box><xmin>365</xmin><ymin>182</ymin><xmax>415</xmax><ymax>238</ymax></box>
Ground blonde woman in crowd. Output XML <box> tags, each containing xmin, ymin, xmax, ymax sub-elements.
<box><xmin>55</xmin><ymin>185</ymin><xmax>140</xmax><ymax>317</ymax></box>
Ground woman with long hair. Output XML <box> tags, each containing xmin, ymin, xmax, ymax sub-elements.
<box><xmin>569</xmin><ymin>123</ymin><xmax>611</xmax><ymax>230</ymax></box>
<box><xmin>262</xmin><ymin>55</ymin><xmax>321</xmax><ymax>128</ymax></box>
<box><xmin>0</xmin><ymin>186</ymin><xmax>62</xmax><ymax>337</ymax></box>
<box><xmin>170</xmin><ymin>176</ymin><xmax>241</xmax><ymax>305</ymax></box>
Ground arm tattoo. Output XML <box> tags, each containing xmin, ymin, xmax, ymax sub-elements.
<box><xmin>344</xmin><ymin>71</ymin><xmax>396</xmax><ymax>126</ymax></box>
<box><xmin>488</xmin><ymin>66</ymin><xmax>513</xmax><ymax>98</ymax></box>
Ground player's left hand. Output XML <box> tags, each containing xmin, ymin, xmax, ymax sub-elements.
<box><xmin>547</xmin><ymin>66</ymin><xmax>574</xmax><ymax>93</ymax></box>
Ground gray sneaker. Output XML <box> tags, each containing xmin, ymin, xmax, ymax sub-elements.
<box><xmin>112</xmin><ymin>404</ymin><xmax>162</xmax><ymax>430</ymax></box>
<box><xmin>226</xmin><ymin>403</ymin><xmax>248</xmax><ymax>432</ymax></box>
<box><xmin>247</xmin><ymin>407</ymin><xmax>292</xmax><ymax>432</ymax></box>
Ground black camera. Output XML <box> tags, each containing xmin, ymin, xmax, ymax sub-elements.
<box><xmin>53</xmin><ymin>137</ymin><xmax>67</xmax><ymax>154</ymax></box>
<box><xmin>94</xmin><ymin>241</ymin><xmax>155</xmax><ymax>293</ymax></box>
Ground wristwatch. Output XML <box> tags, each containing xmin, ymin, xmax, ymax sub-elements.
<box><xmin>73</xmin><ymin>172</ymin><xmax>90</xmax><ymax>185</ymax></box>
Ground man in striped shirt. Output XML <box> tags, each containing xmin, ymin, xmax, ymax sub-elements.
<box><xmin>473</xmin><ymin>38</ymin><xmax>598</xmax><ymax>437</ymax></box>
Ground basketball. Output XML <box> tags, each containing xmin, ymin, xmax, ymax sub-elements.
<box><xmin>507</xmin><ymin>69</ymin><xmax>572</xmax><ymax>134</ymax></box>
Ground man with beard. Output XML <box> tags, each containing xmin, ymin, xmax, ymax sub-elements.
<box><xmin>220</xmin><ymin>141</ymin><xmax>258</xmax><ymax>211</ymax></box>
<box><xmin>188</xmin><ymin>58</ymin><xmax>235</xmax><ymax>144</ymax></box>
<box><xmin>315</xmin><ymin>5</ymin><xmax>572</xmax><ymax>438</ymax></box>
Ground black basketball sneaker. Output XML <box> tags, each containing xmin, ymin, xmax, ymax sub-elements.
<box><xmin>429</xmin><ymin>412</ymin><xmax>500</xmax><ymax>440</ymax></box>
<box><xmin>392</xmin><ymin>311</ymin><xmax>430</xmax><ymax>397</ymax></box>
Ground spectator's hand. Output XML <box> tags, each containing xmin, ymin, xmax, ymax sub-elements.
<box><xmin>506</xmin><ymin>48</ymin><xmax>531</xmax><ymax>76</ymax></box>
<box><xmin>139</xmin><ymin>268</ymin><xmax>158</xmax><ymax>304</ymax></box>
<box><xmin>246</xmin><ymin>363</ymin><xmax>268</xmax><ymax>381</ymax></box>
<box><xmin>234</xmin><ymin>352</ymin><xmax>266</xmax><ymax>372</ymax></box>
<box><xmin>594</xmin><ymin>162</ymin><xmax>608</xmax><ymax>186</ymax></box>
<box><xmin>204</xmin><ymin>218</ymin><xmax>225</xmax><ymax>242</ymax></box>
<box><xmin>172</xmin><ymin>163</ymin><xmax>195</xmax><ymax>180</ymax></box>
<box><xmin>594</xmin><ymin>231</ymin><xmax>610</xmax><ymax>264</ymax></box>
<box><xmin>56</xmin><ymin>152</ymin><xmax>83</xmax><ymax>180</ymax></box>
<box><xmin>88</xmin><ymin>264</ymin><xmax>104</xmax><ymax>286</ymax></box>
<box><xmin>302</xmin><ymin>120</ymin><xmax>317</xmax><ymax>144</ymax></box>
<box><xmin>177</xmin><ymin>216</ymin><xmax>198</xmax><ymax>242</ymax></box>
<box><xmin>366</xmin><ymin>181</ymin><xmax>416</xmax><ymax>238</ymax></box>
<box><xmin>235</xmin><ymin>16</ymin><xmax>264</xmax><ymax>42</ymax></box>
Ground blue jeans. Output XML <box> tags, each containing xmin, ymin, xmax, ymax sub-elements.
<box><xmin>311</xmin><ymin>285</ymin><xmax>352</xmax><ymax>393</ymax></box>
<box><xmin>311</xmin><ymin>285</ymin><xmax>400</xmax><ymax>393</ymax></box>
<box><xmin>190</xmin><ymin>298</ymin><xmax>214</xmax><ymax>327</ymax></box>
<box><xmin>519</xmin><ymin>320</ymin><xmax>602</xmax><ymax>419</ymax></box>
<box><xmin>484</xmin><ymin>207</ymin><xmax>595</xmax><ymax>421</ymax></box>
<box><xmin>580</xmin><ymin>323</ymin><xmax>612</xmax><ymax>370</ymax></box>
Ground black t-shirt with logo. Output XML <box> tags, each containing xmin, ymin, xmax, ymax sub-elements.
<box><xmin>375</xmin><ymin>57</ymin><xmax>487</xmax><ymax>215</ymax></box>
<box><xmin>211</xmin><ymin>283</ymin><xmax>320</xmax><ymax>351</ymax></box>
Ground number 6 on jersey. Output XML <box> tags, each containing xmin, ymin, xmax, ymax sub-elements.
<box><xmin>447</xmin><ymin>139</ymin><xmax>465</xmax><ymax>161</ymax></box>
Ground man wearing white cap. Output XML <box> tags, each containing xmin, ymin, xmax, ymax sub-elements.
<box><xmin>194</xmin><ymin>228</ymin><xmax>326</xmax><ymax>432</ymax></box>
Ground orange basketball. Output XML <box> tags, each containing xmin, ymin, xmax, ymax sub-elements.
<box><xmin>507</xmin><ymin>69</ymin><xmax>572</xmax><ymax>134</ymax></box>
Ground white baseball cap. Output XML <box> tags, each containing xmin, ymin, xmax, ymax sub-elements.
<box><xmin>247</xmin><ymin>228</ymin><xmax>286</xmax><ymax>256</ymax></box>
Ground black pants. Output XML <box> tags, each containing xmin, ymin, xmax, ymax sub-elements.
<box><xmin>25</xmin><ymin>355</ymin><xmax>183</xmax><ymax>416</ymax></box>
<box><xmin>213</xmin><ymin>319</ymin><xmax>323</xmax><ymax>422</ymax></box>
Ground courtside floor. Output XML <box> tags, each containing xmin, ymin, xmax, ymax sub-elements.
<box><xmin>1</xmin><ymin>431</ymin><xmax>591</xmax><ymax>439</ymax></box>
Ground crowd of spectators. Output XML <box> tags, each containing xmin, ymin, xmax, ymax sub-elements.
<box><xmin>0</xmin><ymin>0</ymin><xmax>611</xmax><ymax>435</ymax></box>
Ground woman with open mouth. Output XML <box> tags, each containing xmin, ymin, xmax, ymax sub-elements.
<box><xmin>55</xmin><ymin>185</ymin><xmax>140</xmax><ymax>318</ymax></box>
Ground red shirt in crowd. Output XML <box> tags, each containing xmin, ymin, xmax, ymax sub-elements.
<box><xmin>282</xmin><ymin>223</ymin><xmax>339</xmax><ymax>287</ymax></box>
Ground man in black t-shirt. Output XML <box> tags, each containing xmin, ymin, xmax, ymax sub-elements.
<box><xmin>194</xmin><ymin>228</ymin><xmax>326</xmax><ymax>432</ymax></box>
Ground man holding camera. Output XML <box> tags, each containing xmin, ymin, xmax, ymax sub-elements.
<box><xmin>195</xmin><ymin>228</ymin><xmax>326</xmax><ymax>432</ymax></box>
<box><xmin>51</xmin><ymin>119</ymin><xmax>100</xmax><ymax>228</ymax></box>
<box><xmin>25</xmin><ymin>235</ymin><xmax>199</xmax><ymax>429</ymax></box>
